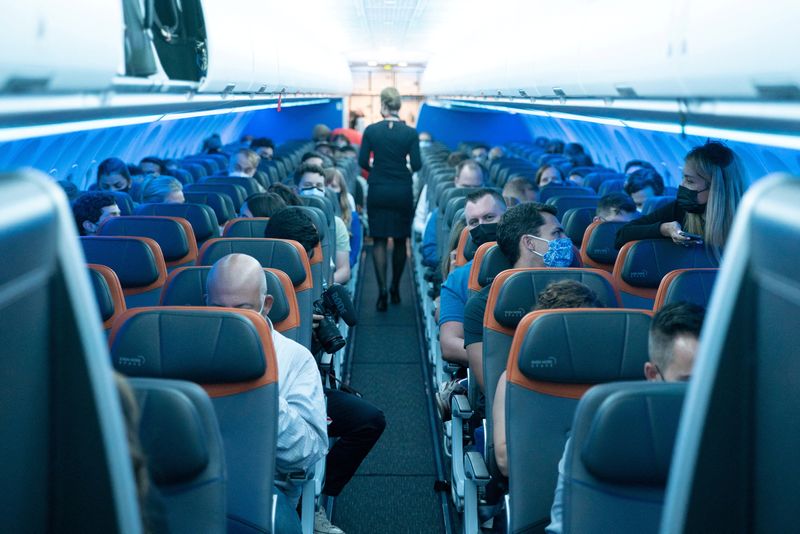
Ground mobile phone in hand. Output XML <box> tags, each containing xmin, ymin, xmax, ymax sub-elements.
<box><xmin>679</xmin><ymin>231</ymin><xmax>703</xmax><ymax>243</ymax></box>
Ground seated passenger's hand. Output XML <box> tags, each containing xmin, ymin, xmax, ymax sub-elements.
<box><xmin>660</xmin><ymin>221</ymin><xmax>691</xmax><ymax>245</ymax></box>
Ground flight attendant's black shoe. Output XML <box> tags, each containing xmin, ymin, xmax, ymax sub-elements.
<box><xmin>390</xmin><ymin>286</ymin><xmax>401</xmax><ymax>304</ymax></box>
<box><xmin>376</xmin><ymin>290</ymin><xmax>388</xmax><ymax>312</ymax></box>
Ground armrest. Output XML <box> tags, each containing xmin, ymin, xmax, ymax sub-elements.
<box><xmin>452</xmin><ymin>394</ymin><xmax>473</xmax><ymax>420</ymax></box>
<box><xmin>287</xmin><ymin>469</ymin><xmax>314</xmax><ymax>482</ymax></box>
<box><xmin>465</xmin><ymin>451</ymin><xmax>490</xmax><ymax>484</ymax></box>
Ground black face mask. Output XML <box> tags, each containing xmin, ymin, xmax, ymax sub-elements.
<box><xmin>469</xmin><ymin>223</ymin><xmax>498</xmax><ymax>246</ymax></box>
<box><xmin>677</xmin><ymin>185</ymin><xmax>707</xmax><ymax>214</ymax></box>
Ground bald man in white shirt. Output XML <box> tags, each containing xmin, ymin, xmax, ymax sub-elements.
<box><xmin>206</xmin><ymin>253</ymin><xmax>327</xmax><ymax>533</ymax></box>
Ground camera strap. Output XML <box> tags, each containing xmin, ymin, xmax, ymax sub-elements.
<box><xmin>325</xmin><ymin>370</ymin><xmax>363</xmax><ymax>398</ymax></box>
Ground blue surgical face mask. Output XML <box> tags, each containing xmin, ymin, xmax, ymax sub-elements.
<box><xmin>529</xmin><ymin>235</ymin><xmax>574</xmax><ymax>267</ymax></box>
<box><xmin>300</xmin><ymin>186</ymin><xmax>325</xmax><ymax>198</ymax></box>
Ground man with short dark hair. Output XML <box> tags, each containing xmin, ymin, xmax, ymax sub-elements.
<box><xmin>471</xmin><ymin>144</ymin><xmax>489</xmax><ymax>163</ymax></box>
<box><xmin>264</xmin><ymin>207</ymin><xmax>321</xmax><ymax>255</ymax></box>
<box><xmin>624</xmin><ymin>159</ymin><xmax>656</xmax><ymax>175</ymax></box>
<box><xmin>139</xmin><ymin>156</ymin><xmax>165</xmax><ymax>177</ymax></box>
<box><xmin>421</xmin><ymin>159</ymin><xmax>486</xmax><ymax>268</ymax></box>
<box><xmin>542</xmin><ymin>301</ymin><xmax>705</xmax><ymax>533</ymax></box>
<box><xmin>251</xmin><ymin>137</ymin><xmax>275</xmax><ymax>160</ymax></box>
<box><xmin>594</xmin><ymin>192</ymin><xmax>638</xmax><ymax>223</ymax></box>
<box><xmin>72</xmin><ymin>192</ymin><xmax>121</xmax><ymax>236</ymax></box>
<box><xmin>438</xmin><ymin>190</ymin><xmax>507</xmax><ymax>368</ymax></box>
<box><xmin>644</xmin><ymin>301</ymin><xmax>704</xmax><ymax>382</ymax></box>
<box><xmin>624</xmin><ymin>167</ymin><xmax>665</xmax><ymax>212</ymax></box>
<box><xmin>291</xmin><ymin>165</ymin><xmax>352</xmax><ymax>285</ymax></box>
<box><xmin>462</xmin><ymin>202</ymin><xmax>573</xmax><ymax>391</ymax></box>
<box><xmin>301</xmin><ymin>152</ymin><xmax>327</xmax><ymax>168</ymax></box>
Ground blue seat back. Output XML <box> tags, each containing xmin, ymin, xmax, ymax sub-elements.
<box><xmin>134</xmin><ymin>202</ymin><xmax>220</xmax><ymax>244</ymax></box>
<box><xmin>130</xmin><ymin>378</ymin><xmax>227</xmax><ymax>534</ymax></box>
<box><xmin>663</xmin><ymin>176</ymin><xmax>800</xmax><ymax>533</ymax></box>
<box><xmin>183</xmin><ymin>191</ymin><xmax>235</xmax><ymax>226</ymax></box>
<box><xmin>97</xmin><ymin>215</ymin><xmax>197</xmax><ymax>267</ymax></box>
<box><xmin>564</xmin><ymin>382</ymin><xmax>686</xmax><ymax>534</ymax></box>
<box><xmin>223</xmin><ymin>217</ymin><xmax>270</xmax><ymax>238</ymax></box>
<box><xmin>538</xmin><ymin>186</ymin><xmax>595</xmax><ymax>204</ymax></box>
<box><xmin>505</xmin><ymin>309</ymin><xmax>652</xmax><ymax>533</ymax></box>
<box><xmin>654</xmin><ymin>268</ymin><xmax>718</xmax><ymax>310</ymax></box>
<box><xmin>81</xmin><ymin>235</ymin><xmax>167</xmax><ymax>307</ymax></box>
<box><xmin>88</xmin><ymin>264</ymin><xmax>126</xmax><ymax>330</ymax></box>
<box><xmin>614</xmin><ymin>239</ymin><xmax>719</xmax><ymax>308</ymax></box>
<box><xmin>186</xmin><ymin>183</ymin><xmax>247</xmax><ymax>212</ymax></box>
<box><xmin>580</xmin><ymin>221</ymin><xmax>627</xmax><ymax>273</ymax></box>
<box><xmin>598</xmin><ymin>179</ymin><xmax>625</xmax><ymax>196</ymax></box>
<box><xmin>545</xmin><ymin>195</ymin><xmax>599</xmax><ymax>218</ymax></box>
<box><xmin>584</xmin><ymin>172</ymin><xmax>626</xmax><ymax>193</ymax></box>
<box><xmin>202</xmin><ymin>176</ymin><xmax>261</xmax><ymax>197</ymax></box>
<box><xmin>563</xmin><ymin>206</ymin><xmax>596</xmax><ymax>247</ymax></box>
<box><xmin>0</xmin><ymin>171</ymin><xmax>141</xmax><ymax>532</ymax></box>
<box><xmin>482</xmin><ymin>268</ymin><xmax>621</xmax><ymax>478</ymax></box>
<box><xmin>111</xmin><ymin>307</ymin><xmax>279</xmax><ymax>534</ymax></box>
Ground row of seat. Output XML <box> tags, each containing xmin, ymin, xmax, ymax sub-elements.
<box><xmin>414</xmin><ymin>140</ymin><xmax>716</xmax><ymax>534</ymax></box>
<box><xmin>464</xmin><ymin>237</ymin><xmax>718</xmax><ymax>310</ymax></box>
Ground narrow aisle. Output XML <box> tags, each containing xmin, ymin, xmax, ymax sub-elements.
<box><xmin>333</xmin><ymin>245</ymin><xmax>446</xmax><ymax>534</ymax></box>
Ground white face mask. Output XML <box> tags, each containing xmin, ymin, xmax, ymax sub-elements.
<box><xmin>229</xmin><ymin>171</ymin><xmax>249</xmax><ymax>178</ymax></box>
<box><xmin>300</xmin><ymin>187</ymin><xmax>325</xmax><ymax>198</ymax></box>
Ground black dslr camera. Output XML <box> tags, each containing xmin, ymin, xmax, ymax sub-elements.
<box><xmin>312</xmin><ymin>284</ymin><xmax>357</xmax><ymax>354</ymax></box>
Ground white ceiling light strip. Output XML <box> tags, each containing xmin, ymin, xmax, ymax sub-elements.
<box><xmin>0</xmin><ymin>99</ymin><xmax>332</xmax><ymax>143</ymax></box>
<box><xmin>435</xmin><ymin>98</ymin><xmax>800</xmax><ymax>149</ymax></box>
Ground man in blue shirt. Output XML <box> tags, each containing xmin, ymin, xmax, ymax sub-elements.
<box><xmin>422</xmin><ymin>159</ymin><xmax>486</xmax><ymax>268</ymax></box>
<box><xmin>438</xmin><ymin>189</ymin><xmax>506</xmax><ymax>366</ymax></box>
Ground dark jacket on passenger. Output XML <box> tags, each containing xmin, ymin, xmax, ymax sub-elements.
<box><xmin>615</xmin><ymin>200</ymin><xmax>691</xmax><ymax>249</ymax></box>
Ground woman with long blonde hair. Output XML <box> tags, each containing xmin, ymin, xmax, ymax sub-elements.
<box><xmin>616</xmin><ymin>141</ymin><xmax>746</xmax><ymax>259</ymax></box>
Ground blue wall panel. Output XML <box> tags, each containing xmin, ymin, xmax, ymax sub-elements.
<box><xmin>240</xmin><ymin>99</ymin><xmax>343</xmax><ymax>142</ymax></box>
<box><xmin>417</xmin><ymin>104</ymin><xmax>531</xmax><ymax>150</ymax></box>
<box><xmin>0</xmin><ymin>99</ymin><xmax>343</xmax><ymax>190</ymax></box>
<box><xmin>418</xmin><ymin>103</ymin><xmax>800</xmax><ymax>186</ymax></box>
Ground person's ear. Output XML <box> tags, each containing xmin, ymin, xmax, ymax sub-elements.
<box><xmin>262</xmin><ymin>294</ymin><xmax>274</xmax><ymax>316</ymax></box>
<box><xmin>82</xmin><ymin>220</ymin><xmax>97</xmax><ymax>234</ymax></box>
<box><xmin>644</xmin><ymin>362</ymin><xmax>659</xmax><ymax>382</ymax></box>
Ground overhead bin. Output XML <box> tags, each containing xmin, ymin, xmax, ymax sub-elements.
<box><xmin>423</xmin><ymin>0</ymin><xmax>800</xmax><ymax>100</ymax></box>
<box><xmin>0</xmin><ymin>0</ymin><xmax>123</xmax><ymax>92</ymax></box>
<box><xmin>198</xmin><ymin>0</ymin><xmax>254</xmax><ymax>93</ymax></box>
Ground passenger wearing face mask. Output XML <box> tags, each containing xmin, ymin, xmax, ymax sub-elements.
<box><xmin>294</xmin><ymin>163</ymin><xmax>352</xmax><ymax>284</ymax></box>
<box><xmin>615</xmin><ymin>141</ymin><xmax>746</xmax><ymax>260</ymax></box>
<box><xmin>461</xmin><ymin>202</ymin><xmax>580</xmax><ymax>394</ymax></box>
<box><xmin>96</xmin><ymin>157</ymin><xmax>133</xmax><ymax>194</ymax></box>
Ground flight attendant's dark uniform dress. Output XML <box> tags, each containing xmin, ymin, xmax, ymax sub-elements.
<box><xmin>358</xmin><ymin>119</ymin><xmax>422</xmax><ymax>238</ymax></box>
